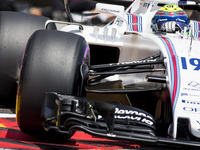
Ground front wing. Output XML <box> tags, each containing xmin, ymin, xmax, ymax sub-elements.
<box><xmin>42</xmin><ymin>92</ymin><xmax>200</xmax><ymax>149</ymax></box>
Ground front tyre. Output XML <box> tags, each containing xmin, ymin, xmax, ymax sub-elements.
<box><xmin>0</xmin><ymin>11</ymin><xmax>56</xmax><ymax>106</ymax></box>
<box><xmin>16</xmin><ymin>30</ymin><xmax>89</xmax><ymax>140</ymax></box>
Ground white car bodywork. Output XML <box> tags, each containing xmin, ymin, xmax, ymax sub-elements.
<box><xmin>45</xmin><ymin>0</ymin><xmax>200</xmax><ymax>139</ymax></box>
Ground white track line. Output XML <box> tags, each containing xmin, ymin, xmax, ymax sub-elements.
<box><xmin>0</xmin><ymin>113</ymin><xmax>16</xmax><ymax>118</ymax></box>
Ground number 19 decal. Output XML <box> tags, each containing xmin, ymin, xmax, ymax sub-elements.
<box><xmin>181</xmin><ymin>57</ymin><xmax>200</xmax><ymax>71</ymax></box>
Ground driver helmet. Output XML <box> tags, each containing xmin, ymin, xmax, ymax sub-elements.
<box><xmin>152</xmin><ymin>4</ymin><xmax>190</xmax><ymax>33</ymax></box>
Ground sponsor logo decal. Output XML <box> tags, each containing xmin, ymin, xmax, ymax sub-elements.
<box><xmin>188</xmin><ymin>81</ymin><xmax>200</xmax><ymax>89</ymax></box>
<box><xmin>114</xmin><ymin>108</ymin><xmax>153</xmax><ymax>119</ymax></box>
<box><xmin>182</xmin><ymin>100</ymin><xmax>200</xmax><ymax>105</ymax></box>
<box><xmin>183</xmin><ymin>81</ymin><xmax>200</xmax><ymax>92</ymax></box>
<box><xmin>181</xmin><ymin>93</ymin><xmax>188</xmax><ymax>96</ymax></box>
<box><xmin>183</xmin><ymin>107</ymin><xmax>200</xmax><ymax>113</ymax></box>
<box><xmin>97</xmin><ymin>108</ymin><xmax>154</xmax><ymax>126</ymax></box>
<box><xmin>157</xmin><ymin>18</ymin><xmax>168</xmax><ymax>23</ymax></box>
<box><xmin>181</xmin><ymin>92</ymin><xmax>200</xmax><ymax>97</ymax></box>
<box><xmin>113</xmin><ymin>59</ymin><xmax>157</xmax><ymax>66</ymax></box>
<box><xmin>183</xmin><ymin>88</ymin><xmax>200</xmax><ymax>91</ymax></box>
<box><xmin>101</xmin><ymin>8</ymin><xmax>120</xmax><ymax>14</ymax></box>
<box><xmin>176</xmin><ymin>18</ymin><xmax>185</xmax><ymax>23</ymax></box>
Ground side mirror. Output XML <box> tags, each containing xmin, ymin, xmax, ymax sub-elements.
<box><xmin>64</xmin><ymin>0</ymin><xmax>74</xmax><ymax>22</ymax></box>
<box><xmin>95</xmin><ymin>3</ymin><xmax>125</xmax><ymax>18</ymax></box>
<box><xmin>90</xmin><ymin>0</ymin><xmax>132</xmax><ymax>8</ymax></box>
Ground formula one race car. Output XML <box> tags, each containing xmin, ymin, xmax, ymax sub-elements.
<box><xmin>1</xmin><ymin>0</ymin><xmax>200</xmax><ymax>148</ymax></box>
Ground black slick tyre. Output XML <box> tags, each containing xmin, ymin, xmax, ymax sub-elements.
<box><xmin>16</xmin><ymin>30</ymin><xmax>88</xmax><ymax>140</ymax></box>
<box><xmin>0</xmin><ymin>11</ymin><xmax>56</xmax><ymax>106</ymax></box>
